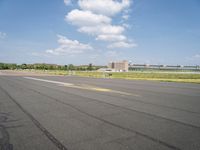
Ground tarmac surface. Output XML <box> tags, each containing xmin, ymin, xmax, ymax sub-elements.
<box><xmin>0</xmin><ymin>70</ymin><xmax>200</xmax><ymax>150</ymax></box>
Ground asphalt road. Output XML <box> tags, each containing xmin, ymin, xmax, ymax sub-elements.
<box><xmin>0</xmin><ymin>71</ymin><xmax>200</xmax><ymax>150</ymax></box>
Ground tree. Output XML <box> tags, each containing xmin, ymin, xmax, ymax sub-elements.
<box><xmin>64</xmin><ymin>65</ymin><xmax>68</xmax><ymax>70</ymax></box>
<box><xmin>0</xmin><ymin>63</ymin><xmax>4</xmax><ymax>69</ymax></box>
<box><xmin>68</xmin><ymin>64</ymin><xmax>75</xmax><ymax>70</ymax></box>
<box><xmin>21</xmin><ymin>64</ymin><xmax>27</xmax><ymax>69</ymax></box>
<box><xmin>87</xmin><ymin>63</ymin><xmax>93</xmax><ymax>71</ymax></box>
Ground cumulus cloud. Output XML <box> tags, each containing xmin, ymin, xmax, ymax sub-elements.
<box><xmin>64</xmin><ymin>0</ymin><xmax>136</xmax><ymax>50</ymax></box>
<box><xmin>0</xmin><ymin>32</ymin><xmax>6</xmax><ymax>39</ymax></box>
<box><xmin>46</xmin><ymin>35</ymin><xmax>93</xmax><ymax>55</ymax></box>
<box><xmin>78</xmin><ymin>0</ymin><xmax>130</xmax><ymax>16</ymax></box>
<box><xmin>96</xmin><ymin>34</ymin><xmax>127</xmax><ymax>41</ymax></box>
<box><xmin>66</xmin><ymin>9</ymin><xmax>111</xmax><ymax>26</ymax></box>
<box><xmin>108</xmin><ymin>41</ymin><xmax>137</xmax><ymax>49</ymax></box>
<box><xmin>78</xmin><ymin>25</ymin><xmax>124</xmax><ymax>35</ymax></box>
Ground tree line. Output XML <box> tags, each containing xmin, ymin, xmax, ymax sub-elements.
<box><xmin>0</xmin><ymin>63</ymin><xmax>105</xmax><ymax>71</ymax></box>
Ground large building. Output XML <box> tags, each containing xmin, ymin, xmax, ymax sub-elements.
<box><xmin>108</xmin><ymin>60</ymin><xmax>129</xmax><ymax>72</ymax></box>
<box><xmin>129</xmin><ymin>64</ymin><xmax>200</xmax><ymax>71</ymax></box>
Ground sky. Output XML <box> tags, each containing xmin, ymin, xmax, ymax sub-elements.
<box><xmin>0</xmin><ymin>0</ymin><xmax>200</xmax><ymax>65</ymax></box>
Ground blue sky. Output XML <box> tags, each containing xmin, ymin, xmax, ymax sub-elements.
<box><xmin>0</xmin><ymin>0</ymin><xmax>200</xmax><ymax>65</ymax></box>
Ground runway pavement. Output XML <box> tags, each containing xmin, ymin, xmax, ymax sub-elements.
<box><xmin>0</xmin><ymin>71</ymin><xmax>200</xmax><ymax>150</ymax></box>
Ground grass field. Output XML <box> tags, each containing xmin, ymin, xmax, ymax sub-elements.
<box><xmin>15</xmin><ymin>69</ymin><xmax>200</xmax><ymax>83</ymax></box>
<box><xmin>74</xmin><ymin>71</ymin><xmax>200</xmax><ymax>83</ymax></box>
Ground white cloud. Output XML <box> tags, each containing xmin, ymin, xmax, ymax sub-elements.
<box><xmin>78</xmin><ymin>25</ymin><xmax>124</xmax><ymax>35</ymax></box>
<box><xmin>64</xmin><ymin>0</ymin><xmax>136</xmax><ymax>49</ymax></box>
<box><xmin>78</xmin><ymin>0</ymin><xmax>130</xmax><ymax>16</ymax></box>
<box><xmin>46</xmin><ymin>35</ymin><xmax>93</xmax><ymax>55</ymax></box>
<box><xmin>96</xmin><ymin>34</ymin><xmax>127</xmax><ymax>41</ymax></box>
<box><xmin>108</xmin><ymin>41</ymin><xmax>137</xmax><ymax>49</ymax></box>
<box><xmin>64</xmin><ymin>0</ymin><xmax>71</xmax><ymax>5</ymax></box>
<box><xmin>0</xmin><ymin>32</ymin><xmax>6</xmax><ymax>39</ymax></box>
<box><xmin>66</xmin><ymin>9</ymin><xmax>111</xmax><ymax>26</ymax></box>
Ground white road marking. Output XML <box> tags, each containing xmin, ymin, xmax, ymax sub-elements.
<box><xmin>24</xmin><ymin>77</ymin><xmax>73</xmax><ymax>86</ymax></box>
<box><xmin>24</xmin><ymin>77</ymin><xmax>140</xmax><ymax>97</ymax></box>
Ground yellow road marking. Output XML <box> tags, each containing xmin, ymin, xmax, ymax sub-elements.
<box><xmin>64</xmin><ymin>84</ymin><xmax>140</xmax><ymax>97</ymax></box>
<box><xmin>24</xmin><ymin>77</ymin><xmax>140</xmax><ymax>97</ymax></box>
<box><xmin>91</xmin><ymin>87</ymin><xmax>111</xmax><ymax>92</ymax></box>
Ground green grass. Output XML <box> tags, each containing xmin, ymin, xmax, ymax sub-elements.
<box><xmin>16</xmin><ymin>69</ymin><xmax>200</xmax><ymax>84</ymax></box>
<box><xmin>74</xmin><ymin>71</ymin><xmax>200</xmax><ymax>83</ymax></box>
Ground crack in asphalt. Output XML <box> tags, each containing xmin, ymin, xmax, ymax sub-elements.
<box><xmin>13</xmin><ymin>77</ymin><xmax>200</xmax><ymax>129</ymax></box>
<box><xmin>4</xmin><ymin>78</ymin><xmax>182</xmax><ymax>150</ymax></box>
<box><xmin>0</xmin><ymin>85</ymin><xmax>68</xmax><ymax>150</ymax></box>
<box><xmin>1</xmin><ymin>76</ymin><xmax>192</xmax><ymax>150</ymax></box>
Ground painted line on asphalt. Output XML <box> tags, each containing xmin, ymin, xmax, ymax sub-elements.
<box><xmin>24</xmin><ymin>77</ymin><xmax>73</xmax><ymax>86</ymax></box>
<box><xmin>24</xmin><ymin>77</ymin><xmax>140</xmax><ymax>97</ymax></box>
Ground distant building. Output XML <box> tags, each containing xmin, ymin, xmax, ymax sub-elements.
<box><xmin>108</xmin><ymin>60</ymin><xmax>129</xmax><ymax>72</ymax></box>
<box><xmin>129</xmin><ymin>64</ymin><xmax>200</xmax><ymax>71</ymax></box>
